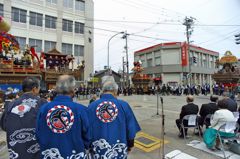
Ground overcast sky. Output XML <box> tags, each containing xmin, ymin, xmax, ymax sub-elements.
<box><xmin>93</xmin><ymin>0</ymin><xmax>240</xmax><ymax>72</ymax></box>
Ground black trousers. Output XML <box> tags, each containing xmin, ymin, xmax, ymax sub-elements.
<box><xmin>176</xmin><ymin>119</ymin><xmax>188</xmax><ymax>135</ymax></box>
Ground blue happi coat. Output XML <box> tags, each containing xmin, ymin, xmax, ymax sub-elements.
<box><xmin>36</xmin><ymin>95</ymin><xmax>91</xmax><ymax>159</ymax></box>
<box><xmin>0</xmin><ymin>93</ymin><xmax>47</xmax><ymax>159</ymax></box>
<box><xmin>88</xmin><ymin>94</ymin><xmax>141</xmax><ymax>159</ymax></box>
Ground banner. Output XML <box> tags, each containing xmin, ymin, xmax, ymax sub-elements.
<box><xmin>181</xmin><ymin>43</ymin><xmax>188</xmax><ymax>66</ymax></box>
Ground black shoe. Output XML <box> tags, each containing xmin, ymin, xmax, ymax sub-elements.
<box><xmin>178</xmin><ymin>134</ymin><xmax>184</xmax><ymax>138</ymax></box>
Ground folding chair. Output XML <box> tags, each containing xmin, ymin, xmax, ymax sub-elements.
<box><xmin>217</xmin><ymin>121</ymin><xmax>238</xmax><ymax>159</ymax></box>
<box><xmin>180</xmin><ymin>114</ymin><xmax>201</xmax><ymax>142</ymax></box>
<box><xmin>203</xmin><ymin>114</ymin><xmax>213</xmax><ymax>129</ymax></box>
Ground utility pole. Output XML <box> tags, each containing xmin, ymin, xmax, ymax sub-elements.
<box><xmin>183</xmin><ymin>17</ymin><xmax>195</xmax><ymax>85</ymax></box>
<box><xmin>122</xmin><ymin>31</ymin><xmax>130</xmax><ymax>87</ymax></box>
<box><xmin>122</xmin><ymin>57</ymin><xmax>125</xmax><ymax>88</ymax></box>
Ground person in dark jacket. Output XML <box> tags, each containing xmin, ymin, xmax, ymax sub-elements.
<box><xmin>176</xmin><ymin>95</ymin><xmax>199</xmax><ymax>138</ymax></box>
<box><xmin>199</xmin><ymin>95</ymin><xmax>219</xmax><ymax>128</ymax></box>
<box><xmin>0</xmin><ymin>77</ymin><xmax>47</xmax><ymax>159</ymax></box>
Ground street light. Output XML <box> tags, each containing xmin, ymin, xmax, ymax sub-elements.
<box><xmin>107</xmin><ymin>31</ymin><xmax>124</xmax><ymax>70</ymax></box>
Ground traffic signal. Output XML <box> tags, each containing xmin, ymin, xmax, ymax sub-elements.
<box><xmin>234</xmin><ymin>33</ymin><xmax>240</xmax><ymax>45</ymax></box>
<box><xmin>193</xmin><ymin>56</ymin><xmax>197</xmax><ymax>63</ymax></box>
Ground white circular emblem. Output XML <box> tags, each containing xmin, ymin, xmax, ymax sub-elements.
<box><xmin>96</xmin><ymin>101</ymin><xmax>118</xmax><ymax>123</ymax></box>
<box><xmin>46</xmin><ymin>105</ymin><xmax>74</xmax><ymax>133</ymax></box>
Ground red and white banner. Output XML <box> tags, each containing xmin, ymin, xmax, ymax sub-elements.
<box><xmin>181</xmin><ymin>43</ymin><xmax>188</xmax><ymax>66</ymax></box>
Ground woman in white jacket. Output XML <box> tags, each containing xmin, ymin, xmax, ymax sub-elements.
<box><xmin>203</xmin><ymin>99</ymin><xmax>236</xmax><ymax>150</ymax></box>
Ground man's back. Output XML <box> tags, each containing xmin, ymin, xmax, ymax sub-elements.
<box><xmin>1</xmin><ymin>93</ymin><xmax>47</xmax><ymax>159</ymax></box>
<box><xmin>200</xmin><ymin>103</ymin><xmax>218</xmax><ymax>119</ymax></box>
<box><xmin>88</xmin><ymin>94</ymin><xmax>140</xmax><ymax>159</ymax></box>
<box><xmin>36</xmin><ymin>95</ymin><xmax>90</xmax><ymax>159</ymax></box>
<box><xmin>180</xmin><ymin>103</ymin><xmax>199</xmax><ymax>119</ymax></box>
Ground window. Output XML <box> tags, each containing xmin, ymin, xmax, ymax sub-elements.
<box><xmin>0</xmin><ymin>4</ymin><xmax>3</xmax><ymax>16</ymax></box>
<box><xmin>30</xmin><ymin>12</ymin><xmax>43</xmax><ymax>26</ymax></box>
<box><xmin>155</xmin><ymin>57</ymin><xmax>161</xmax><ymax>66</ymax></box>
<box><xmin>29</xmin><ymin>38</ymin><xmax>42</xmax><ymax>52</ymax></box>
<box><xmin>12</xmin><ymin>7</ymin><xmax>27</xmax><ymax>23</ymax></box>
<box><xmin>44</xmin><ymin>41</ymin><xmax>56</xmax><ymax>52</ymax></box>
<box><xmin>141</xmin><ymin>60</ymin><xmax>146</xmax><ymax>68</ymax></box>
<box><xmin>46</xmin><ymin>0</ymin><xmax>57</xmax><ymax>4</ymax></box>
<box><xmin>63</xmin><ymin>0</ymin><xmax>73</xmax><ymax>8</ymax></box>
<box><xmin>45</xmin><ymin>15</ymin><xmax>57</xmax><ymax>29</ymax></box>
<box><xmin>146</xmin><ymin>53</ymin><xmax>152</xmax><ymax>59</ymax></box>
<box><xmin>62</xmin><ymin>19</ymin><xmax>73</xmax><ymax>32</ymax></box>
<box><xmin>75</xmin><ymin>22</ymin><xmax>84</xmax><ymax>34</ymax></box>
<box><xmin>74</xmin><ymin>45</ymin><xmax>84</xmax><ymax>56</ymax></box>
<box><xmin>147</xmin><ymin>59</ymin><xmax>152</xmax><ymax>67</ymax></box>
<box><xmin>15</xmin><ymin>36</ymin><xmax>26</xmax><ymax>49</ymax></box>
<box><xmin>75</xmin><ymin>0</ymin><xmax>85</xmax><ymax>11</ymax></box>
<box><xmin>62</xmin><ymin>43</ymin><xmax>72</xmax><ymax>55</ymax></box>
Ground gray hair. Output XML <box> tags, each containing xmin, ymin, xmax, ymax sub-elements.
<box><xmin>56</xmin><ymin>75</ymin><xmax>76</xmax><ymax>95</ymax></box>
<box><xmin>101</xmin><ymin>75</ymin><xmax>118</xmax><ymax>92</ymax></box>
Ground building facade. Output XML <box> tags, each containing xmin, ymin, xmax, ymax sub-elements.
<box><xmin>0</xmin><ymin>0</ymin><xmax>94</xmax><ymax>81</ymax></box>
<box><xmin>134</xmin><ymin>42</ymin><xmax>219</xmax><ymax>86</ymax></box>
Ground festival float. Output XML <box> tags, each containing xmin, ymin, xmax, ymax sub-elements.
<box><xmin>131</xmin><ymin>61</ymin><xmax>152</xmax><ymax>93</ymax></box>
<box><xmin>0</xmin><ymin>16</ymin><xmax>84</xmax><ymax>91</ymax></box>
<box><xmin>212</xmin><ymin>51</ymin><xmax>240</xmax><ymax>89</ymax></box>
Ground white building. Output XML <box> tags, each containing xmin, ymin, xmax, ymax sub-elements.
<box><xmin>134</xmin><ymin>42</ymin><xmax>219</xmax><ymax>86</ymax></box>
<box><xmin>0</xmin><ymin>0</ymin><xmax>94</xmax><ymax>81</ymax></box>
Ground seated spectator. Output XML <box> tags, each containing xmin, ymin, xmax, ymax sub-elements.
<box><xmin>176</xmin><ymin>95</ymin><xmax>199</xmax><ymax>138</ymax></box>
<box><xmin>199</xmin><ymin>95</ymin><xmax>219</xmax><ymax>128</ymax></box>
<box><xmin>203</xmin><ymin>99</ymin><xmax>236</xmax><ymax>150</ymax></box>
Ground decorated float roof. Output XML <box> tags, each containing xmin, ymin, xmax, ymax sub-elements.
<box><xmin>219</xmin><ymin>51</ymin><xmax>238</xmax><ymax>64</ymax></box>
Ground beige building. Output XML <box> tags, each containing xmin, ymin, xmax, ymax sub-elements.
<box><xmin>0</xmin><ymin>0</ymin><xmax>94</xmax><ymax>81</ymax></box>
<box><xmin>134</xmin><ymin>42</ymin><xmax>219</xmax><ymax>86</ymax></box>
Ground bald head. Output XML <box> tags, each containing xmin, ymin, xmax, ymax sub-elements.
<box><xmin>56</xmin><ymin>75</ymin><xmax>76</xmax><ymax>95</ymax></box>
<box><xmin>186</xmin><ymin>95</ymin><xmax>194</xmax><ymax>103</ymax></box>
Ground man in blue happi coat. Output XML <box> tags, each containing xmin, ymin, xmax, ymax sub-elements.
<box><xmin>88</xmin><ymin>76</ymin><xmax>141</xmax><ymax>159</ymax></box>
<box><xmin>0</xmin><ymin>77</ymin><xmax>47</xmax><ymax>159</ymax></box>
<box><xmin>36</xmin><ymin>75</ymin><xmax>91</xmax><ymax>159</ymax></box>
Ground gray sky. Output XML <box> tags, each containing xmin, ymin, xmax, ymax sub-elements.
<box><xmin>93</xmin><ymin>0</ymin><xmax>240</xmax><ymax>72</ymax></box>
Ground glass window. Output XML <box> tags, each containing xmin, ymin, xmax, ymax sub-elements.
<box><xmin>29</xmin><ymin>38</ymin><xmax>42</xmax><ymax>52</ymax></box>
<box><xmin>74</xmin><ymin>45</ymin><xmax>84</xmax><ymax>56</ymax></box>
<box><xmin>15</xmin><ymin>36</ymin><xmax>26</xmax><ymax>50</ymax></box>
<box><xmin>30</xmin><ymin>12</ymin><xmax>43</xmax><ymax>26</ymax></box>
<box><xmin>0</xmin><ymin>4</ymin><xmax>3</xmax><ymax>17</ymax></box>
<box><xmin>62</xmin><ymin>43</ymin><xmax>72</xmax><ymax>55</ymax></box>
<box><xmin>155</xmin><ymin>57</ymin><xmax>161</xmax><ymax>66</ymax></box>
<box><xmin>141</xmin><ymin>60</ymin><xmax>146</xmax><ymax>67</ymax></box>
<box><xmin>75</xmin><ymin>0</ymin><xmax>85</xmax><ymax>11</ymax></box>
<box><xmin>44</xmin><ymin>41</ymin><xmax>56</xmax><ymax>52</ymax></box>
<box><xmin>45</xmin><ymin>15</ymin><xmax>57</xmax><ymax>29</ymax></box>
<box><xmin>75</xmin><ymin>22</ymin><xmax>84</xmax><ymax>34</ymax></box>
<box><xmin>46</xmin><ymin>0</ymin><xmax>57</xmax><ymax>4</ymax></box>
<box><xmin>146</xmin><ymin>53</ymin><xmax>152</xmax><ymax>59</ymax></box>
<box><xmin>147</xmin><ymin>59</ymin><xmax>152</xmax><ymax>67</ymax></box>
<box><xmin>63</xmin><ymin>0</ymin><xmax>73</xmax><ymax>8</ymax></box>
<box><xmin>12</xmin><ymin>7</ymin><xmax>27</xmax><ymax>23</ymax></box>
<box><xmin>62</xmin><ymin>19</ymin><xmax>73</xmax><ymax>32</ymax></box>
